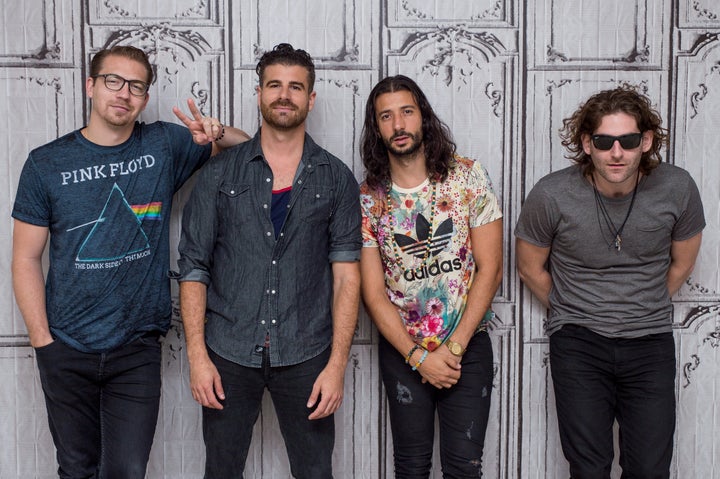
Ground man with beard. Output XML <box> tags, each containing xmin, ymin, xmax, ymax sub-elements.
<box><xmin>176</xmin><ymin>43</ymin><xmax>361</xmax><ymax>478</ymax></box>
<box><xmin>516</xmin><ymin>86</ymin><xmax>704</xmax><ymax>478</ymax></box>
<box><xmin>12</xmin><ymin>45</ymin><xmax>249</xmax><ymax>478</ymax></box>
<box><xmin>359</xmin><ymin>75</ymin><xmax>503</xmax><ymax>477</ymax></box>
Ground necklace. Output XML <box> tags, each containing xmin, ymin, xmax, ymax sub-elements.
<box><xmin>591</xmin><ymin>171</ymin><xmax>640</xmax><ymax>252</ymax></box>
<box><xmin>386</xmin><ymin>179</ymin><xmax>437</xmax><ymax>274</ymax></box>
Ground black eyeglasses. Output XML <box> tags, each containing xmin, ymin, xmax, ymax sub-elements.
<box><xmin>92</xmin><ymin>73</ymin><xmax>149</xmax><ymax>97</ymax></box>
<box><xmin>591</xmin><ymin>133</ymin><xmax>643</xmax><ymax>151</ymax></box>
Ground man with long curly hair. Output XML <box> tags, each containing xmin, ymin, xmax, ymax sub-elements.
<box><xmin>359</xmin><ymin>75</ymin><xmax>503</xmax><ymax>477</ymax></box>
<box><xmin>516</xmin><ymin>86</ymin><xmax>705</xmax><ymax>478</ymax></box>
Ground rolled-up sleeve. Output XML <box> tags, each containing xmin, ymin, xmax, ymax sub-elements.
<box><xmin>177</xmin><ymin>158</ymin><xmax>222</xmax><ymax>284</ymax></box>
<box><xmin>328</xmin><ymin>164</ymin><xmax>362</xmax><ymax>263</ymax></box>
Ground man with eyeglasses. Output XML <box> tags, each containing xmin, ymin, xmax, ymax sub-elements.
<box><xmin>515</xmin><ymin>86</ymin><xmax>705</xmax><ymax>478</ymax></box>
<box><xmin>11</xmin><ymin>45</ymin><xmax>249</xmax><ymax>478</ymax></box>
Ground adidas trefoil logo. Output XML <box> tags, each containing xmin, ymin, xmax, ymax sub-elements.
<box><xmin>394</xmin><ymin>214</ymin><xmax>453</xmax><ymax>258</ymax></box>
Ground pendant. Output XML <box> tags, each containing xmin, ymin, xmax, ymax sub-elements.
<box><xmin>614</xmin><ymin>234</ymin><xmax>622</xmax><ymax>251</ymax></box>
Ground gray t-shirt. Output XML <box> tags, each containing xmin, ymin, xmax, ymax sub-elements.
<box><xmin>515</xmin><ymin>163</ymin><xmax>705</xmax><ymax>338</ymax></box>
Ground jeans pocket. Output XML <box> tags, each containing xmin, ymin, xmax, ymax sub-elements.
<box><xmin>34</xmin><ymin>339</ymin><xmax>63</xmax><ymax>356</ymax></box>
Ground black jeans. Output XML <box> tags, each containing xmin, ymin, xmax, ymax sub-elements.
<box><xmin>203</xmin><ymin>346</ymin><xmax>334</xmax><ymax>479</ymax></box>
<box><xmin>549</xmin><ymin>325</ymin><xmax>676</xmax><ymax>479</ymax></box>
<box><xmin>379</xmin><ymin>331</ymin><xmax>493</xmax><ymax>478</ymax></box>
<box><xmin>35</xmin><ymin>334</ymin><xmax>161</xmax><ymax>479</ymax></box>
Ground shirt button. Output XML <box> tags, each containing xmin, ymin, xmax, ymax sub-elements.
<box><xmin>280</xmin><ymin>232</ymin><xmax>284</xmax><ymax>237</ymax></box>
<box><xmin>298</xmin><ymin>179</ymin><xmax>302</xmax><ymax>184</ymax></box>
<box><xmin>272</xmin><ymin>260</ymin><xmax>276</xmax><ymax>265</ymax></box>
<box><xmin>266</xmin><ymin>231</ymin><xmax>272</xmax><ymax>236</ymax></box>
<box><xmin>271</xmin><ymin>320</ymin><xmax>277</xmax><ymax>324</ymax></box>
<box><xmin>316</xmin><ymin>193</ymin><xmax>320</xmax><ymax>198</ymax></box>
<box><xmin>271</xmin><ymin>290</ymin><xmax>276</xmax><ymax>294</ymax></box>
<box><xmin>230</xmin><ymin>190</ymin><xmax>235</xmax><ymax>194</ymax></box>
<box><xmin>261</xmin><ymin>320</ymin><xmax>266</xmax><ymax>325</ymax></box>
<box><xmin>263</xmin><ymin>204</ymin><xmax>268</xmax><ymax>209</ymax></box>
<box><xmin>266</xmin><ymin>178</ymin><xmax>271</xmax><ymax>182</ymax></box>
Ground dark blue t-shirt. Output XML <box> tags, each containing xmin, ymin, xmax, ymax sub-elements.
<box><xmin>12</xmin><ymin>121</ymin><xmax>211</xmax><ymax>352</ymax></box>
<box><xmin>271</xmin><ymin>187</ymin><xmax>291</xmax><ymax>238</ymax></box>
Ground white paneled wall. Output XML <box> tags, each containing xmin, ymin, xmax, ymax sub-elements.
<box><xmin>1</xmin><ymin>1</ymin><xmax>718</xmax><ymax>477</ymax></box>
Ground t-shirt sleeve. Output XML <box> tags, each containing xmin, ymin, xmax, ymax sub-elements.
<box><xmin>515</xmin><ymin>180</ymin><xmax>557</xmax><ymax>248</ymax></box>
<box><xmin>672</xmin><ymin>171</ymin><xmax>705</xmax><ymax>241</ymax></box>
<box><xmin>12</xmin><ymin>154</ymin><xmax>51</xmax><ymax>226</ymax></box>
<box><xmin>164</xmin><ymin>122</ymin><xmax>213</xmax><ymax>190</ymax></box>
<box><xmin>360</xmin><ymin>184</ymin><xmax>380</xmax><ymax>248</ymax></box>
<box><xmin>468</xmin><ymin>160</ymin><xmax>503</xmax><ymax>228</ymax></box>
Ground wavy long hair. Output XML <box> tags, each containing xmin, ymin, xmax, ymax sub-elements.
<box><xmin>559</xmin><ymin>85</ymin><xmax>668</xmax><ymax>176</ymax></box>
<box><xmin>361</xmin><ymin>75</ymin><xmax>456</xmax><ymax>190</ymax></box>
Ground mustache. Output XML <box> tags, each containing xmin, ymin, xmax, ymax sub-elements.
<box><xmin>390</xmin><ymin>130</ymin><xmax>416</xmax><ymax>141</ymax></box>
<box><xmin>270</xmin><ymin>99</ymin><xmax>298</xmax><ymax>109</ymax></box>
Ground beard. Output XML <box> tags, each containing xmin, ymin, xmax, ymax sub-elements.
<box><xmin>260</xmin><ymin>99</ymin><xmax>309</xmax><ymax>130</ymax></box>
<box><xmin>383</xmin><ymin>129</ymin><xmax>424</xmax><ymax>157</ymax></box>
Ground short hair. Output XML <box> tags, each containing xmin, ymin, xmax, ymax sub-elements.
<box><xmin>89</xmin><ymin>45</ymin><xmax>154</xmax><ymax>85</ymax></box>
<box><xmin>256</xmin><ymin>43</ymin><xmax>316</xmax><ymax>92</ymax></box>
<box><xmin>360</xmin><ymin>75</ymin><xmax>456</xmax><ymax>190</ymax></box>
<box><xmin>559</xmin><ymin>85</ymin><xmax>668</xmax><ymax>175</ymax></box>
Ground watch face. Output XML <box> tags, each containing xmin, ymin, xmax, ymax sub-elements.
<box><xmin>448</xmin><ymin>342</ymin><xmax>462</xmax><ymax>355</ymax></box>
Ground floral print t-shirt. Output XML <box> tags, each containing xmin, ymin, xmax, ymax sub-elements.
<box><xmin>361</xmin><ymin>155</ymin><xmax>502</xmax><ymax>351</ymax></box>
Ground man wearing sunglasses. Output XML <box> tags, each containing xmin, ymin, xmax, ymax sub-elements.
<box><xmin>515</xmin><ymin>86</ymin><xmax>705</xmax><ymax>478</ymax></box>
<box><xmin>12</xmin><ymin>45</ymin><xmax>248</xmax><ymax>478</ymax></box>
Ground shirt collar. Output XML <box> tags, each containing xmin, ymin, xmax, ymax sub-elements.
<box><xmin>246</xmin><ymin>128</ymin><xmax>329</xmax><ymax>171</ymax></box>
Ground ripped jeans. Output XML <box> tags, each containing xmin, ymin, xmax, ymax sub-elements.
<box><xmin>379</xmin><ymin>331</ymin><xmax>494</xmax><ymax>478</ymax></box>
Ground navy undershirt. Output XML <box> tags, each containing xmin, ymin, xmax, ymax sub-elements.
<box><xmin>271</xmin><ymin>187</ymin><xmax>292</xmax><ymax>238</ymax></box>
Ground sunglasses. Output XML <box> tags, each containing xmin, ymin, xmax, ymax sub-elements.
<box><xmin>591</xmin><ymin>133</ymin><xmax>643</xmax><ymax>151</ymax></box>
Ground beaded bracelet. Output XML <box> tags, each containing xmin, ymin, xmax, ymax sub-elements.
<box><xmin>214</xmin><ymin>123</ymin><xmax>226</xmax><ymax>142</ymax></box>
<box><xmin>411</xmin><ymin>350</ymin><xmax>428</xmax><ymax>371</ymax></box>
<box><xmin>404</xmin><ymin>344</ymin><xmax>421</xmax><ymax>364</ymax></box>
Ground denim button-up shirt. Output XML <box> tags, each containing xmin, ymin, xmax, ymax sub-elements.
<box><xmin>177</xmin><ymin>131</ymin><xmax>361</xmax><ymax>367</ymax></box>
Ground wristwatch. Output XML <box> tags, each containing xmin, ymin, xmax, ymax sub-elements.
<box><xmin>445</xmin><ymin>339</ymin><xmax>465</xmax><ymax>357</ymax></box>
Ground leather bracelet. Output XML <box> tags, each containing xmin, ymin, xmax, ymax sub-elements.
<box><xmin>404</xmin><ymin>344</ymin><xmax>421</xmax><ymax>364</ymax></box>
<box><xmin>411</xmin><ymin>350</ymin><xmax>428</xmax><ymax>371</ymax></box>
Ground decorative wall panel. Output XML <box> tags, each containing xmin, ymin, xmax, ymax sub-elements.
<box><xmin>2</xmin><ymin>1</ymin><xmax>720</xmax><ymax>478</ymax></box>
<box><xmin>88</xmin><ymin>0</ymin><xmax>221</xmax><ymax>24</ymax></box>
<box><xmin>678</xmin><ymin>1</ymin><xmax>720</xmax><ymax>28</ymax></box>
<box><xmin>674</xmin><ymin>32</ymin><xmax>720</xmax><ymax>300</ymax></box>
<box><xmin>0</xmin><ymin>0</ymin><xmax>76</xmax><ymax>66</ymax></box>
<box><xmin>528</xmin><ymin>0</ymin><xmax>669</xmax><ymax>69</ymax></box>
<box><xmin>674</xmin><ymin>304</ymin><xmax>720</xmax><ymax>478</ymax></box>
<box><xmin>386</xmin><ymin>0</ymin><xmax>515</xmax><ymax>27</ymax></box>
<box><xmin>235</xmin><ymin>0</ymin><xmax>375</xmax><ymax>68</ymax></box>
<box><xmin>0</xmin><ymin>69</ymin><xmax>81</xmax><ymax>341</ymax></box>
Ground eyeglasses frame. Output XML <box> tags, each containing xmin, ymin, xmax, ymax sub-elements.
<box><xmin>92</xmin><ymin>73</ymin><xmax>149</xmax><ymax>97</ymax></box>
